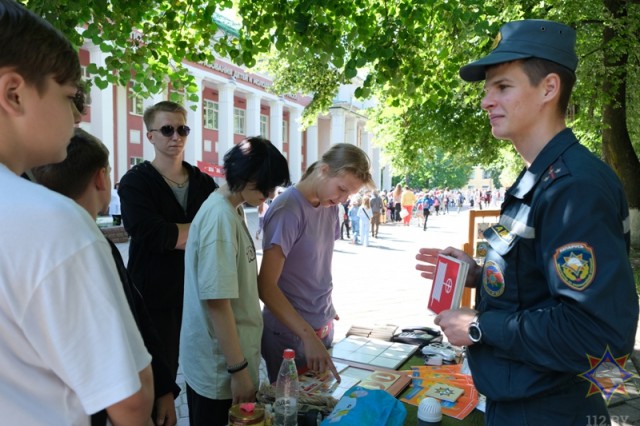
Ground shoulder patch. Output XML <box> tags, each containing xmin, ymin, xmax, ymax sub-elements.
<box><xmin>541</xmin><ymin>159</ymin><xmax>570</xmax><ymax>189</ymax></box>
<box><xmin>483</xmin><ymin>260</ymin><xmax>506</xmax><ymax>297</ymax></box>
<box><xmin>553</xmin><ymin>242</ymin><xmax>596</xmax><ymax>291</ymax></box>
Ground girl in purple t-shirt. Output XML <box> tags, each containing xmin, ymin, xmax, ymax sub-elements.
<box><xmin>259</xmin><ymin>143</ymin><xmax>374</xmax><ymax>382</ymax></box>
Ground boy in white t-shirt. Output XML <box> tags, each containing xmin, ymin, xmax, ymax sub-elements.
<box><xmin>0</xmin><ymin>1</ymin><xmax>153</xmax><ymax>424</ymax></box>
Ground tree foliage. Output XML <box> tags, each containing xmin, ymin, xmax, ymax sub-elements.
<box><xmin>21</xmin><ymin>0</ymin><xmax>639</xmax><ymax>210</ymax></box>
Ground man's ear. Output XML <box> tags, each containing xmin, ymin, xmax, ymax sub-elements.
<box><xmin>94</xmin><ymin>167</ymin><xmax>109</xmax><ymax>191</ymax></box>
<box><xmin>541</xmin><ymin>73</ymin><xmax>561</xmax><ymax>105</ymax></box>
<box><xmin>0</xmin><ymin>71</ymin><xmax>27</xmax><ymax>116</ymax></box>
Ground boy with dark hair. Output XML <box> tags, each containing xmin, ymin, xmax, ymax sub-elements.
<box><xmin>417</xmin><ymin>20</ymin><xmax>638</xmax><ymax>425</ymax></box>
<box><xmin>34</xmin><ymin>128</ymin><xmax>181</xmax><ymax>426</ymax></box>
<box><xmin>0</xmin><ymin>0</ymin><xmax>153</xmax><ymax>423</ymax></box>
<box><xmin>180</xmin><ymin>137</ymin><xmax>290</xmax><ymax>425</ymax></box>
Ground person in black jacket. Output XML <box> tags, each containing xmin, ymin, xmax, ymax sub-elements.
<box><xmin>119</xmin><ymin>101</ymin><xmax>218</xmax><ymax>381</ymax></box>
<box><xmin>34</xmin><ymin>128</ymin><xmax>181</xmax><ymax>426</ymax></box>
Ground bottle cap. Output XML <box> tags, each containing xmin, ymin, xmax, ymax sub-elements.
<box><xmin>418</xmin><ymin>397</ymin><xmax>442</xmax><ymax>422</ymax></box>
<box><xmin>283</xmin><ymin>348</ymin><xmax>295</xmax><ymax>359</ymax></box>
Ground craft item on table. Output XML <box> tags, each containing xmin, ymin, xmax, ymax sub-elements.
<box><xmin>331</xmin><ymin>335</ymin><xmax>419</xmax><ymax>370</ymax></box>
<box><xmin>427</xmin><ymin>254</ymin><xmax>469</xmax><ymax>314</ymax></box>
<box><xmin>298</xmin><ymin>368</ymin><xmax>361</xmax><ymax>401</ymax></box>
<box><xmin>400</xmin><ymin>364</ymin><xmax>479</xmax><ymax>420</ymax></box>
<box><xmin>424</xmin><ymin>383</ymin><xmax>464</xmax><ymax>403</ymax></box>
<box><xmin>337</xmin><ymin>364</ymin><xmax>412</xmax><ymax>397</ymax></box>
<box><xmin>346</xmin><ymin>324</ymin><xmax>399</xmax><ymax>341</ymax></box>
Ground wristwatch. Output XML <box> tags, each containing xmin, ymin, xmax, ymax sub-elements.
<box><xmin>468</xmin><ymin>314</ymin><xmax>482</xmax><ymax>343</ymax></box>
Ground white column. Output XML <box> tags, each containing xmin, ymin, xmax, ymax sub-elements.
<box><xmin>246</xmin><ymin>93</ymin><xmax>261</xmax><ymax>138</ymax></box>
<box><xmin>288</xmin><ymin>107</ymin><xmax>303</xmax><ymax>183</ymax></box>
<box><xmin>383</xmin><ymin>162</ymin><xmax>392</xmax><ymax>190</ymax></box>
<box><xmin>345</xmin><ymin>115</ymin><xmax>358</xmax><ymax>145</ymax></box>
<box><xmin>218</xmin><ymin>82</ymin><xmax>235</xmax><ymax>159</ymax></box>
<box><xmin>370</xmin><ymin>138</ymin><xmax>382</xmax><ymax>190</ymax></box>
<box><xmin>305</xmin><ymin>120</ymin><xmax>318</xmax><ymax>169</ymax></box>
<box><xmin>88</xmin><ymin>46</ymin><xmax>117</xmax><ymax>179</ymax></box>
<box><xmin>361</xmin><ymin>126</ymin><xmax>371</xmax><ymax>156</ymax></box>
<box><xmin>269</xmin><ymin>98</ymin><xmax>284</xmax><ymax>152</ymax></box>
<box><xmin>114</xmin><ymin>86</ymin><xmax>127</xmax><ymax>178</ymax></box>
<box><xmin>184</xmin><ymin>76</ymin><xmax>204</xmax><ymax>165</ymax></box>
<box><xmin>329</xmin><ymin>108</ymin><xmax>346</xmax><ymax>145</ymax></box>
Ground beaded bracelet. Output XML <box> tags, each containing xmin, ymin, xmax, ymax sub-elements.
<box><xmin>227</xmin><ymin>358</ymin><xmax>248</xmax><ymax>374</ymax></box>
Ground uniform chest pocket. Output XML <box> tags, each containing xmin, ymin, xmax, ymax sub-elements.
<box><xmin>480</xmin><ymin>225</ymin><xmax>521</xmax><ymax>311</ymax></box>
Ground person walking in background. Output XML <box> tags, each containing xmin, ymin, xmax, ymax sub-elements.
<box><xmin>456</xmin><ymin>191</ymin><xmax>465</xmax><ymax>213</ymax></box>
<box><xmin>400</xmin><ymin>186</ymin><xmax>416</xmax><ymax>226</ymax></box>
<box><xmin>34</xmin><ymin>129</ymin><xmax>180</xmax><ymax>426</ymax></box>
<box><xmin>109</xmin><ymin>182</ymin><xmax>122</xmax><ymax>225</ymax></box>
<box><xmin>422</xmin><ymin>193</ymin><xmax>433</xmax><ymax>231</ymax></box>
<box><xmin>119</xmin><ymin>101</ymin><xmax>218</xmax><ymax>380</ymax></box>
<box><xmin>392</xmin><ymin>183</ymin><xmax>403</xmax><ymax>222</ymax></box>
<box><xmin>417</xmin><ymin>20</ymin><xmax>638</xmax><ymax>425</ymax></box>
<box><xmin>256</xmin><ymin>200</ymin><xmax>269</xmax><ymax>240</ymax></box>
<box><xmin>259</xmin><ymin>143</ymin><xmax>374</xmax><ymax>382</ymax></box>
<box><xmin>380</xmin><ymin>190</ymin><xmax>388</xmax><ymax>224</ymax></box>
<box><xmin>348</xmin><ymin>195</ymin><xmax>361</xmax><ymax>245</ymax></box>
<box><xmin>358</xmin><ymin>195</ymin><xmax>372</xmax><ymax>247</ymax></box>
<box><xmin>0</xmin><ymin>2</ymin><xmax>153</xmax><ymax>423</ymax></box>
<box><xmin>340</xmin><ymin>200</ymin><xmax>351</xmax><ymax>239</ymax></box>
<box><xmin>180</xmin><ymin>137</ymin><xmax>290</xmax><ymax>426</ymax></box>
<box><xmin>369</xmin><ymin>190</ymin><xmax>382</xmax><ymax>238</ymax></box>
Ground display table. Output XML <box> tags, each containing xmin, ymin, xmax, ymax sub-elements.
<box><xmin>397</xmin><ymin>356</ymin><xmax>485</xmax><ymax>426</ymax></box>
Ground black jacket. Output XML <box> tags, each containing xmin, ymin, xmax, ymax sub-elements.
<box><xmin>119</xmin><ymin>161</ymin><xmax>217</xmax><ymax>309</ymax></box>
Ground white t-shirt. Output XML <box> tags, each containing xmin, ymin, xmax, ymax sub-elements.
<box><xmin>181</xmin><ymin>190</ymin><xmax>262</xmax><ymax>399</ymax></box>
<box><xmin>0</xmin><ymin>165</ymin><xmax>151</xmax><ymax>425</ymax></box>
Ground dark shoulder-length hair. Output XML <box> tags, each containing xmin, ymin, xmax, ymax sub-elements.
<box><xmin>223</xmin><ymin>136</ymin><xmax>291</xmax><ymax>196</ymax></box>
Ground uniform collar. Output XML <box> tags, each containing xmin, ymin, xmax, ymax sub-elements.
<box><xmin>509</xmin><ymin>128</ymin><xmax>578</xmax><ymax>199</ymax></box>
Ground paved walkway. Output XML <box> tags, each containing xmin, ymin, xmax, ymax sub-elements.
<box><xmin>116</xmin><ymin>206</ymin><xmax>640</xmax><ymax>425</ymax></box>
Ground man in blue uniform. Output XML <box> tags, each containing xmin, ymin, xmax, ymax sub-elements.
<box><xmin>416</xmin><ymin>20</ymin><xmax>638</xmax><ymax>425</ymax></box>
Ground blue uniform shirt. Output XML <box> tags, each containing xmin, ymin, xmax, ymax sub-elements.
<box><xmin>468</xmin><ymin>128</ymin><xmax>638</xmax><ymax>401</ymax></box>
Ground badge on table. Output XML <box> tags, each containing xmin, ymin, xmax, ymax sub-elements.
<box><xmin>424</xmin><ymin>383</ymin><xmax>464</xmax><ymax>403</ymax></box>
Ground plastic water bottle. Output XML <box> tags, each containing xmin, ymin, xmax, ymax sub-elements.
<box><xmin>274</xmin><ymin>348</ymin><xmax>298</xmax><ymax>426</ymax></box>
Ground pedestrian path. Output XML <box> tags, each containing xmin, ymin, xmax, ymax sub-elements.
<box><xmin>117</xmin><ymin>207</ymin><xmax>640</xmax><ymax>425</ymax></box>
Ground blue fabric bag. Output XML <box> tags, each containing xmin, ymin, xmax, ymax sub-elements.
<box><xmin>320</xmin><ymin>385</ymin><xmax>406</xmax><ymax>426</ymax></box>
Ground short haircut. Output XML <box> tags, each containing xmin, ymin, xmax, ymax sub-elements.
<box><xmin>520</xmin><ymin>58</ymin><xmax>576</xmax><ymax>117</ymax></box>
<box><xmin>33</xmin><ymin>128</ymin><xmax>109</xmax><ymax>199</ymax></box>
<box><xmin>223</xmin><ymin>136</ymin><xmax>291</xmax><ymax>196</ymax></box>
<box><xmin>143</xmin><ymin>101</ymin><xmax>187</xmax><ymax>130</ymax></box>
<box><xmin>0</xmin><ymin>0</ymin><xmax>81</xmax><ymax>93</ymax></box>
<box><xmin>302</xmin><ymin>143</ymin><xmax>374</xmax><ymax>188</ymax></box>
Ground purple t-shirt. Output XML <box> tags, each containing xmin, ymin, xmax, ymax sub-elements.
<box><xmin>262</xmin><ymin>187</ymin><xmax>340</xmax><ymax>330</ymax></box>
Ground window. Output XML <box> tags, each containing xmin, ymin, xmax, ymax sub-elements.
<box><xmin>204</xmin><ymin>100</ymin><xmax>219</xmax><ymax>130</ymax></box>
<box><xmin>129</xmin><ymin>88</ymin><xmax>143</xmax><ymax>116</ymax></box>
<box><xmin>260</xmin><ymin>114</ymin><xmax>269</xmax><ymax>137</ymax></box>
<box><xmin>130</xmin><ymin>156</ymin><xmax>144</xmax><ymax>166</ymax></box>
<box><xmin>282</xmin><ymin>120</ymin><xmax>288</xmax><ymax>143</ymax></box>
<box><xmin>233</xmin><ymin>108</ymin><xmax>246</xmax><ymax>135</ymax></box>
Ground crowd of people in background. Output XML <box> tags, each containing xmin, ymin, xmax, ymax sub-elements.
<box><xmin>336</xmin><ymin>185</ymin><xmax>504</xmax><ymax>243</ymax></box>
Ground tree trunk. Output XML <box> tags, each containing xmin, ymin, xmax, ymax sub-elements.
<box><xmin>602</xmin><ymin>0</ymin><xmax>640</xmax><ymax>247</ymax></box>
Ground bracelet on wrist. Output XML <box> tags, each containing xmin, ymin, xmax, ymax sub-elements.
<box><xmin>227</xmin><ymin>358</ymin><xmax>248</xmax><ymax>374</ymax></box>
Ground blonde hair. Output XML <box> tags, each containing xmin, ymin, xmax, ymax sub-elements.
<box><xmin>362</xmin><ymin>196</ymin><xmax>371</xmax><ymax>209</ymax></box>
<box><xmin>302</xmin><ymin>143</ymin><xmax>374</xmax><ymax>187</ymax></box>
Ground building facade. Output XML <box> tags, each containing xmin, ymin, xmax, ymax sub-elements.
<box><xmin>77</xmin><ymin>44</ymin><xmax>387</xmax><ymax>189</ymax></box>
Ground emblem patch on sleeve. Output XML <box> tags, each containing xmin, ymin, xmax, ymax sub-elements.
<box><xmin>483</xmin><ymin>260</ymin><xmax>505</xmax><ymax>297</ymax></box>
<box><xmin>554</xmin><ymin>243</ymin><xmax>596</xmax><ymax>291</ymax></box>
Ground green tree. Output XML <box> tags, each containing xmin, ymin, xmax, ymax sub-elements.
<box><xmin>21</xmin><ymin>0</ymin><xmax>640</xmax><ymax>244</ymax></box>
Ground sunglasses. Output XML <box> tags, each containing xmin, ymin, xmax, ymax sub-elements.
<box><xmin>149</xmin><ymin>125</ymin><xmax>191</xmax><ymax>137</ymax></box>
